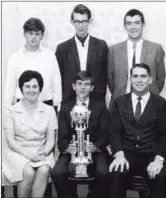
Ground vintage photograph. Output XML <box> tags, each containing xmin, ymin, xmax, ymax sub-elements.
<box><xmin>1</xmin><ymin>1</ymin><xmax>166</xmax><ymax>198</ymax></box>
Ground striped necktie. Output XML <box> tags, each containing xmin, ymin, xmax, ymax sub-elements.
<box><xmin>132</xmin><ymin>43</ymin><xmax>137</xmax><ymax>67</ymax></box>
<box><xmin>135</xmin><ymin>97</ymin><xmax>142</xmax><ymax>121</ymax></box>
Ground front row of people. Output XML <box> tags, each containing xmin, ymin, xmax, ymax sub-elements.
<box><xmin>3</xmin><ymin>63</ymin><xmax>166</xmax><ymax>198</ymax></box>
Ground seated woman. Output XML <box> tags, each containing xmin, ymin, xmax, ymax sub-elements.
<box><xmin>2</xmin><ymin>70</ymin><xmax>57</xmax><ymax>198</ymax></box>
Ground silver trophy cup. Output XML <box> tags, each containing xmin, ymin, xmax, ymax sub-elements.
<box><xmin>70</xmin><ymin>104</ymin><xmax>92</xmax><ymax>177</ymax></box>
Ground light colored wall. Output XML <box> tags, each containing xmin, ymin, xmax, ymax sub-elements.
<box><xmin>2</xmin><ymin>2</ymin><xmax>166</xmax><ymax>157</ymax></box>
<box><xmin>2</xmin><ymin>1</ymin><xmax>166</xmax><ymax>99</ymax></box>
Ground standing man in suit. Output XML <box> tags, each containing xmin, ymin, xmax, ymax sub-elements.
<box><xmin>107</xmin><ymin>63</ymin><xmax>166</xmax><ymax>198</ymax></box>
<box><xmin>108</xmin><ymin>9</ymin><xmax>165</xmax><ymax>105</ymax></box>
<box><xmin>51</xmin><ymin>71</ymin><xmax>109</xmax><ymax>198</ymax></box>
<box><xmin>56</xmin><ymin>4</ymin><xmax>108</xmax><ymax>104</ymax></box>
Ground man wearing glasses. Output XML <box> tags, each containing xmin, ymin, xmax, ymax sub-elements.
<box><xmin>56</xmin><ymin>4</ymin><xmax>108</xmax><ymax>104</ymax></box>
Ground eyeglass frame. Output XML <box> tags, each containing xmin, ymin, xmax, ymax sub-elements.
<box><xmin>73</xmin><ymin>20</ymin><xmax>89</xmax><ymax>26</ymax></box>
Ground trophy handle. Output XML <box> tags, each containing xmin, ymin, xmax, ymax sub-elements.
<box><xmin>71</xmin><ymin>135</ymin><xmax>76</xmax><ymax>161</ymax></box>
<box><xmin>86</xmin><ymin>134</ymin><xmax>92</xmax><ymax>161</ymax></box>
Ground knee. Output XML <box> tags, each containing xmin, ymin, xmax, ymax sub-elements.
<box><xmin>51</xmin><ymin>164</ymin><xmax>66</xmax><ymax>180</ymax></box>
<box><xmin>23</xmin><ymin>164</ymin><xmax>35</xmax><ymax>183</ymax></box>
<box><xmin>96</xmin><ymin>166</ymin><xmax>109</xmax><ymax>178</ymax></box>
<box><xmin>37</xmin><ymin>165</ymin><xmax>50</xmax><ymax>178</ymax></box>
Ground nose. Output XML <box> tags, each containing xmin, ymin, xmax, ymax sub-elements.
<box><xmin>131</xmin><ymin>23</ymin><xmax>136</xmax><ymax>29</ymax></box>
<box><xmin>81</xmin><ymin>84</ymin><xmax>85</xmax><ymax>89</ymax></box>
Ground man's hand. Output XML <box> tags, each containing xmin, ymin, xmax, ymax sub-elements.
<box><xmin>67</xmin><ymin>144</ymin><xmax>77</xmax><ymax>155</ymax></box>
<box><xmin>109</xmin><ymin>151</ymin><xmax>129</xmax><ymax>172</ymax></box>
<box><xmin>85</xmin><ymin>142</ymin><xmax>96</xmax><ymax>153</ymax></box>
<box><xmin>147</xmin><ymin>157</ymin><xmax>164</xmax><ymax>179</ymax></box>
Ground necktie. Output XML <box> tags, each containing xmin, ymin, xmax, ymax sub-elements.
<box><xmin>76</xmin><ymin>34</ymin><xmax>88</xmax><ymax>47</ymax></box>
<box><xmin>135</xmin><ymin>97</ymin><xmax>142</xmax><ymax>121</ymax></box>
<box><xmin>82</xmin><ymin>102</ymin><xmax>86</xmax><ymax>106</ymax></box>
<box><xmin>132</xmin><ymin>43</ymin><xmax>137</xmax><ymax>67</ymax></box>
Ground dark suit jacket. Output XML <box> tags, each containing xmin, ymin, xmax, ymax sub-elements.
<box><xmin>56</xmin><ymin>36</ymin><xmax>108</xmax><ymax>103</ymax></box>
<box><xmin>108</xmin><ymin>40</ymin><xmax>166</xmax><ymax>101</ymax></box>
<box><xmin>108</xmin><ymin>93</ymin><xmax>166</xmax><ymax>159</ymax></box>
<box><xmin>58</xmin><ymin>99</ymin><xmax>109</xmax><ymax>153</ymax></box>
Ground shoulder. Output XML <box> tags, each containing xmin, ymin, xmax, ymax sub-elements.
<box><xmin>90</xmin><ymin>100</ymin><xmax>108</xmax><ymax>111</ymax></box>
<box><xmin>114</xmin><ymin>94</ymin><xmax>130</xmax><ymax>105</ymax></box>
<box><xmin>8</xmin><ymin>49</ymin><xmax>23</xmax><ymax>62</ymax></box>
<box><xmin>90</xmin><ymin>36</ymin><xmax>108</xmax><ymax>47</ymax></box>
<box><xmin>38</xmin><ymin>102</ymin><xmax>55</xmax><ymax>116</ymax></box>
<box><xmin>109</xmin><ymin>41</ymin><xmax>126</xmax><ymax>50</ymax></box>
<box><xmin>56</xmin><ymin>38</ymin><xmax>73</xmax><ymax>49</ymax></box>
<box><xmin>60</xmin><ymin>100</ymin><xmax>75</xmax><ymax>113</ymax></box>
<box><xmin>144</xmin><ymin>39</ymin><xmax>162</xmax><ymax>49</ymax></box>
<box><xmin>150</xmin><ymin>93</ymin><xmax>166</xmax><ymax>105</ymax></box>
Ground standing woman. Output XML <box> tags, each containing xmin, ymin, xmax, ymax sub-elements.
<box><xmin>3</xmin><ymin>70</ymin><xmax>57</xmax><ymax>198</ymax></box>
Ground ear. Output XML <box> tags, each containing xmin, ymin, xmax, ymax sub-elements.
<box><xmin>90</xmin><ymin>85</ymin><xmax>94</xmax><ymax>92</ymax></box>
<box><xmin>72</xmin><ymin>83</ymin><xmax>76</xmax><ymax>90</ymax></box>
<box><xmin>88</xmin><ymin>18</ymin><xmax>92</xmax><ymax>25</ymax></box>
<box><xmin>149</xmin><ymin>76</ymin><xmax>153</xmax><ymax>85</ymax></box>
<box><xmin>70</xmin><ymin>19</ymin><xmax>74</xmax><ymax>26</ymax></box>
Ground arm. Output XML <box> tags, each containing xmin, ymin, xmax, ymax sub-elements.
<box><xmin>147</xmin><ymin>100</ymin><xmax>166</xmax><ymax>178</ymax></box>
<box><xmin>4</xmin><ymin>107</ymin><xmax>41</xmax><ymax>161</ymax></box>
<box><xmin>58</xmin><ymin>105</ymin><xmax>70</xmax><ymax>153</ymax></box>
<box><xmin>4</xmin><ymin>57</ymin><xmax>17</xmax><ymax>106</ymax></box>
<box><xmin>107</xmin><ymin>46</ymin><xmax>115</xmax><ymax>94</ymax></box>
<box><xmin>156</xmin><ymin>45</ymin><xmax>165</xmax><ymax>93</ymax></box>
<box><xmin>108</xmin><ymin>100</ymin><xmax>124</xmax><ymax>155</ymax></box>
<box><xmin>51</xmin><ymin>51</ymin><xmax>62</xmax><ymax>110</ymax></box>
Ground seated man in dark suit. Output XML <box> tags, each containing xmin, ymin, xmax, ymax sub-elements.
<box><xmin>107</xmin><ymin>63</ymin><xmax>166</xmax><ymax>198</ymax></box>
<box><xmin>51</xmin><ymin>71</ymin><xmax>109</xmax><ymax>198</ymax></box>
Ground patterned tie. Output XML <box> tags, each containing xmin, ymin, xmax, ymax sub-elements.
<box><xmin>132</xmin><ymin>43</ymin><xmax>137</xmax><ymax>67</ymax></box>
<box><xmin>135</xmin><ymin>97</ymin><xmax>142</xmax><ymax>121</ymax></box>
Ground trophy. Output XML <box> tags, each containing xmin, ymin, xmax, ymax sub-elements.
<box><xmin>70</xmin><ymin>104</ymin><xmax>92</xmax><ymax>178</ymax></box>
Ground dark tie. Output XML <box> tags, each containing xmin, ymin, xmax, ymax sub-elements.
<box><xmin>135</xmin><ymin>97</ymin><xmax>142</xmax><ymax>121</ymax></box>
<box><xmin>76</xmin><ymin>34</ymin><xmax>88</xmax><ymax>47</ymax></box>
<box><xmin>132</xmin><ymin>43</ymin><xmax>137</xmax><ymax>67</ymax></box>
<box><xmin>82</xmin><ymin>102</ymin><xmax>86</xmax><ymax>106</ymax></box>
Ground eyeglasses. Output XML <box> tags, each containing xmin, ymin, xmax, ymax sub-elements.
<box><xmin>73</xmin><ymin>20</ymin><xmax>89</xmax><ymax>26</ymax></box>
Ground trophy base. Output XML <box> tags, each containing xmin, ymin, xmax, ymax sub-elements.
<box><xmin>75</xmin><ymin>164</ymin><xmax>88</xmax><ymax>178</ymax></box>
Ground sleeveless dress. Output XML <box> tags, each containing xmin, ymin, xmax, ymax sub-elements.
<box><xmin>2</xmin><ymin>101</ymin><xmax>57</xmax><ymax>183</ymax></box>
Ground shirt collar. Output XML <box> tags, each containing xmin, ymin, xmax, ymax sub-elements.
<box><xmin>76</xmin><ymin>98</ymin><xmax>89</xmax><ymax>107</ymax></box>
<box><xmin>127</xmin><ymin>38</ymin><xmax>143</xmax><ymax>48</ymax></box>
<box><xmin>22</xmin><ymin>45</ymin><xmax>43</xmax><ymax>53</ymax></box>
<box><xmin>75</xmin><ymin>34</ymin><xmax>90</xmax><ymax>47</ymax></box>
<box><xmin>131</xmin><ymin>92</ymin><xmax>150</xmax><ymax>104</ymax></box>
<box><xmin>15</xmin><ymin>99</ymin><xmax>45</xmax><ymax>113</ymax></box>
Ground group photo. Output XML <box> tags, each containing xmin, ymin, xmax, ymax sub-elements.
<box><xmin>2</xmin><ymin>2</ymin><xmax>166</xmax><ymax>198</ymax></box>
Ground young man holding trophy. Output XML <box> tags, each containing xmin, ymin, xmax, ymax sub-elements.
<box><xmin>51</xmin><ymin>71</ymin><xmax>109</xmax><ymax>198</ymax></box>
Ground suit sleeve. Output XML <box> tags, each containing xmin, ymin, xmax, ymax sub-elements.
<box><xmin>108</xmin><ymin>100</ymin><xmax>124</xmax><ymax>155</ymax></box>
<box><xmin>157</xmin><ymin>100</ymin><xmax>166</xmax><ymax>159</ymax></box>
<box><xmin>156</xmin><ymin>45</ymin><xmax>165</xmax><ymax>93</ymax></box>
<box><xmin>57</xmin><ymin>105</ymin><xmax>70</xmax><ymax>153</ymax></box>
<box><xmin>107</xmin><ymin>46</ymin><xmax>115</xmax><ymax>94</ymax></box>
<box><xmin>94</xmin><ymin>103</ymin><xmax>109</xmax><ymax>150</ymax></box>
<box><xmin>55</xmin><ymin>45</ymin><xmax>64</xmax><ymax>85</ymax></box>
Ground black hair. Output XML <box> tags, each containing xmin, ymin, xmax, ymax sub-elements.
<box><xmin>23</xmin><ymin>18</ymin><xmax>45</xmax><ymax>33</ymax></box>
<box><xmin>124</xmin><ymin>9</ymin><xmax>145</xmax><ymax>25</ymax></box>
<box><xmin>71</xmin><ymin>4</ymin><xmax>91</xmax><ymax>20</ymax></box>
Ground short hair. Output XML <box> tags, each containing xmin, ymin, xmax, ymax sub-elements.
<box><xmin>23</xmin><ymin>18</ymin><xmax>45</xmax><ymax>33</ymax></box>
<box><xmin>71</xmin><ymin>4</ymin><xmax>91</xmax><ymax>20</ymax></box>
<box><xmin>124</xmin><ymin>9</ymin><xmax>145</xmax><ymax>25</ymax></box>
<box><xmin>19</xmin><ymin>70</ymin><xmax>44</xmax><ymax>93</ymax></box>
<box><xmin>130</xmin><ymin>63</ymin><xmax>152</xmax><ymax>76</ymax></box>
<box><xmin>73</xmin><ymin>70</ymin><xmax>94</xmax><ymax>85</ymax></box>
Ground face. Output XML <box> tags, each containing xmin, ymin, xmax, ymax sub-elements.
<box><xmin>124</xmin><ymin>15</ymin><xmax>144</xmax><ymax>42</ymax></box>
<box><xmin>130</xmin><ymin>67</ymin><xmax>152</xmax><ymax>96</ymax></box>
<box><xmin>71</xmin><ymin>13</ymin><xmax>91</xmax><ymax>38</ymax></box>
<box><xmin>24</xmin><ymin>31</ymin><xmax>43</xmax><ymax>51</ymax></box>
<box><xmin>72</xmin><ymin>79</ymin><xmax>94</xmax><ymax>101</ymax></box>
<box><xmin>22</xmin><ymin>78</ymin><xmax>40</xmax><ymax>102</ymax></box>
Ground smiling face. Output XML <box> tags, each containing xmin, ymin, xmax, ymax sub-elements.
<box><xmin>22</xmin><ymin>78</ymin><xmax>40</xmax><ymax>102</ymax></box>
<box><xmin>124</xmin><ymin>15</ymin><xmax>144</xmax><ymax>42</ymax></box>
<box><xmin>72</xmin><ymin>79</ymin><xmax>94</xmax><ymax>101</ymax></box>
<box><xmin>71</xmin><ymin>12</ymin><xmax>91</xmax><ymax>38</ymax></box>
<box><xmin>130</xmin><ymin>67</ymin><xmax>152</xmax><ymax>96</ymax></box>
<box><xmin>24</xmin><ymin>31</ymin><xmax>43</xmax><ymax>51</ymax></box>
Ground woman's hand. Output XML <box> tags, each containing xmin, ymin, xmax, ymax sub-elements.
<box><xmin>24</xmin><ymin>150</ymin><xmax>43</xmax><ymax>162</ymax></box>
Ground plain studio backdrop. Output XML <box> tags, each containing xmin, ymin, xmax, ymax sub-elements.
<box><xmin>1</xmin><ymin>1</ymin><xmax>166</xmax><ymax>157</ymax></box>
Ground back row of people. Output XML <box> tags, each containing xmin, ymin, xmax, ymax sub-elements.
<box><xmin>4</xmin><ymin>4</ymin><xmax>166</xmax><ymax>108</ymax></box>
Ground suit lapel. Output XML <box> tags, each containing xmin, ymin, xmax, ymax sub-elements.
<box><xmin>86</xmin><ymin>36</ymin><xmax>95</xmax><ymax>69</ymax></box>
<box><xmin>125</xmin><ymin>94</ymin><xmax>135</xmax><ymax>120</ymax></box>
<box><xmin>70</xmin><ymin>37</ymin><xmax>80</xmax><ymax>70</ymax></box>
<box><xmin>140</xmin><ymin>39</ymin><xmax>148</xmax><ymax>63</ymax></box>
<box><xmin>121</xmin><ymin>41</ymin><xmax>128</xmax><ymax>76</ymax></box>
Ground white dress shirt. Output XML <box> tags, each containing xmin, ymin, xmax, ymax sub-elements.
<box><xmin>75</xmin><ymin>35</ymin><xmax>89</xmax><ymax>71</ymax></box>
<box><xmin>126</xmin><ymin>39</ymin><xmax>143</xmax><ymax>93</ymax></box>
<box><xmin>4</xmin><ymin>46</ymin><xmax>62</xmax><ymax>107</ymax></box>
<box><xmin>131</xmin><ymin>92</ymin><xmax>150</xmax><ymax>115</ymax></box>
<box><xmin>76</xmin><ymin>98</ymin><xmax>89</xmax><ymax>107</ymax></box>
